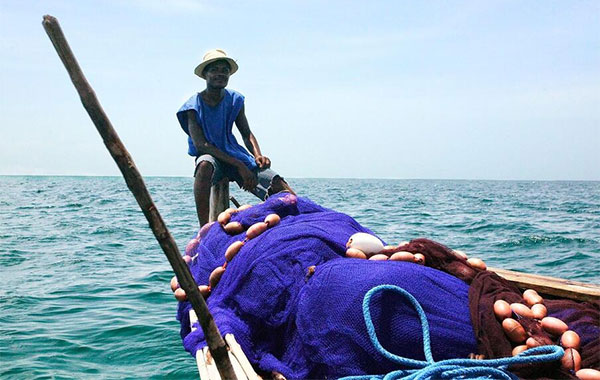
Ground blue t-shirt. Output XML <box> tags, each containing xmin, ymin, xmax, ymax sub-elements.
<box><xmin>176</xmin><ymin>89</ymin><xmax>257</xmax><ymax>171</ymax></box>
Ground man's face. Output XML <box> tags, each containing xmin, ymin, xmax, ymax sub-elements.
<box><xmin>204</xmin><ymin>60</ymin><xmax>231</xmax><ymax>89</ymax></box>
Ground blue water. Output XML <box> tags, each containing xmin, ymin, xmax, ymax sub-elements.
<box><xmin>1</xmin><ymin>176</ymin><xmax>598</xmax><ymax>378</ymax></box>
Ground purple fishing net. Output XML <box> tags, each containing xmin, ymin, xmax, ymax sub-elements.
<box><xmin>176</xmin><ymin>194</ymin><xmax>477</xmax><ymax>378</ymax></box>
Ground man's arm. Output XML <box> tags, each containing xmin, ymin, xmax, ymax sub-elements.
<box><xmin>186</xmin><ymin>110</ymin><xmax>257</xmax><ymax>190</ymax></box>
<box><xmin>235</xmin><ymin>105</ymin><xmax>271</xmax><ymax>169</ymax></box>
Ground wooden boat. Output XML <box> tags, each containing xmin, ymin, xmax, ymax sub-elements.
<box><xmin>190</xmin><ymin>186</ymin><xmax>600</xmax><ymax>380</ymax></box>
<box><xmin>191</xmin><ymin>275</ymin><xmax>599</xmax><ymax>380</ymax></box>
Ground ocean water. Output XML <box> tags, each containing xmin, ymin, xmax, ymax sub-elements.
<box><xmin>0</xmin><ymin>176</ymin><xmax>598</xmax><ymax>379</ymax></box>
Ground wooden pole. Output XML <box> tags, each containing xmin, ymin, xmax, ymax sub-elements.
<box><xmin>41</xmin><ymin>15</ymin><xmax>236</xmax><ymax>379</ymax></box>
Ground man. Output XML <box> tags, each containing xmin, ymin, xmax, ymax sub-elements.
<box><xmin>177</xmin><ymin>49</ymin><xmax>294</xmax><ymax>226</ymax></box>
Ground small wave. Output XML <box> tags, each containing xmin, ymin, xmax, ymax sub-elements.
<box><xmin>0</xmin><ymin>249</ymin><xmax>27</xmax><ymax>267</ymax></box>
<box><xmin>39</xmin><ymin>304</ymin><xmax>89</xmax><ymax>315</ymax></box>
<box><xmin>102</xmin><ymin>322</ymin><xmax>157</xmax><ymax>338</ymax></box>
<box><xmin>1</xmin><ymin>295</ymin><xmax>43</xmax><ymax>308</ymax></box>
<box><xmin>91</xmin><ymin>226</ymin><xmax>123</xmax><ymax>235</ymax></box>
<box><xmin>536</xmin><ymin>252</ymin><xmax>593</xmax><ymax>267</ymax></box>
<box><xmin>557</xmin><ymin>201</ymin><xmax>596</xmax><ymax>214</ymax></box>
<box><xmin>144</xmin><ymin>270</ymin><xmax>175</xmax><ymax>283</ymax></box>
<box><xmin>462</xmin><ymin>221</ymin><xmax>535</xmax><ymax>234</ymax></box>
<box><xmin>64</xmin><ymin>202</ymin><xmax>84</xmax><ymax>208</ymax></box>
<box><xmin>84</xmin><ymin>242</ymin><xmax>126</xmax><ymax>249</ymax></box>
<box><xmin>15</xmin><ymin>205</ymin><xmax>56</xmax><ymax>210</ymax></box>
<box><xmin>496</xmin><ymin>235</ymin><xmax>596</xmax><ymax>249</ymax></box>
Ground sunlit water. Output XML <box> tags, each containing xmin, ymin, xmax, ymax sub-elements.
<box><xmin>1</xmin><ymin>176</ymin><xmax>598</xmax><ymax>378</ymax></box>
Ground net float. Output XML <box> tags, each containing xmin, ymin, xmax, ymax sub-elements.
<box><xmin>209</xmin><ymin>266</ymin><xmax>226</xmax><ymax>289</ymax></box>
<box><xmin>198</xmin><ymin>285</ymin><xmax>210</xmax><ymax>298</ymax></box>
<box><xmin>246</xmin><ymin>222</ymin><xmax>269</xmax><ymax>239</ymax></box>
<box><xmin>345</xmin><ymin>248</ymin><xmax>367</xmax><ymax>259</ymax></box>
<box><xmin>217</xmin><ymin>211</ymin><xmax>231</xmax><ymax>225</ymax></box>
<box><xmin>306</xmin><ymin>266</ymin><xmax>316</xmax><ymax>279</ymax></box>
<box><xmin>398</xmin><ymin>241</ymin><xmax>409</xmax><ymax>247</ymax></box>
<box><xmin>346</xmin><ymin>233</ymin><xmax>384</xmax><ymax>257</ymax></box>
<box><xmin>369</xmin><ymin>254</ymin><xmax>389</xmax><ymax>261</ymax></box>
<box><xmin>174</xmin><ymin>288</ymin><xmax>187</xmax><ymax>302</ymax></box>
<box><xmin>237</xmin><ymin>204</ymin><xmax>252</xmax><ymax>212</ymax></box>
<box><xmin>413</xmin><ymin>253</ymin><xmax>426</xmax><ymax>265</ymax></box>
<box><xmin>389</xmin><ymin>251</ymin><xmax>415</xmax><ymax>262</ymax></box>
<box><xmin>502</xmin><ymin>318</ymin><xmax>527</xmax><ymax>343</ymax></box>
<box><xmin>526</xmin><ymin>337</ymin><xmax>542</xmax><ymax>348</ymax></box>
<box><xmin>523</xmin><ymin>289</ymin><xmax>543</xmax><ymax>306</ymax></box>
<box><xmin>560</xmin><ymin>330</ymin><xmax>581</xmax><ymax>350</ymax></box>
<box><xmin>512</xmin><ymin>345</ymin><xmax>528</xmax><ymax>356</ymax></box>
<box><xmin>510</xmin><ymin>303</ymin><xmax>534</xmax><ymax>319</ymax></box>
<box><xmin>466</xmin><ymin>258</ymin><xmax>487</xmax><ymax>270</ymax></box>
<box><xmin>183</xmin><ymin>255</ymin><xmax>192</xmax><ymax>264</ymax></box>
<box><xmin>264</xmin><ymin>213</ymin><xmax>281</xmax><ymax>227</ymax></box>
<box><xmin>561</xmin><ymin>348</ymin><xmax>582</xmax><ymax>372</ymax></box>
<box><xmin>217</xmin><ymin>208</ymin><xmax>237</xmax><ymax>225</ymax></box>
<box><xmin>531</xmin><ymin>303</ymin><xmax>547</xmax><ymax>319</ymax></box>
<box><xmin>541</xmin><ymin>316</ymin><xmax>568</xmax><ymax>336</ymax></box>
<box><xmin>379</xmin><ymin>245</ymin><xmax>400</xmax><ymax>256</ymax></box>
<box><xmin>225</xmin><ymin>241</ymin><xmax>245</xmax><ymax>262</ymax></box>
<box><xmin>493</xmin><ymin>300</ymin><xmax>512</xmax><ymax>320</ymax></box>
<box><xmin>170</xmin><ymin>276</ymin><xmax>179</xmax><ymax>292</ymax></box>
<box><xmin>223</xmin><ymin>221</ymin><xmax>244</xmax><ymax>235</ymax></box>
<box><xmin>576</xmin><ymin>369</ymin><xmax>600</xmax><ymax>380</ymax></box>
<box><xmin>185</xmin><ymin>238</ymin><xmax>200</xmax><ymax>255</ymax></box>
<box><xmin>197</xmin><ymin>221</ymin><xmax>214</xmax><ymax>239</ymax></box>
<box><xmin>453</xmin><ymin>249</ymin><xmax>468</xmax><ymax>260</ymax></box>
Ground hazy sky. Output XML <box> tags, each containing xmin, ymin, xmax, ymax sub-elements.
<box><xmin>1</xmin><ymin>1</ymin><xmax>598</xmax><ymax>180</ymax></box>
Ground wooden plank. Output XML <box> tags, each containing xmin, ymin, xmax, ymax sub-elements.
<box><xmin>225</xmin><ymin>334</ymin><xmax>260</xmax><ymax>380</ymax></box>
<box><xmin>197</xmin><ymin>349</ymin><xmax>211</xmax><ymax>380</ymax></box>
<box><xmin>196</xmin><ymin>346</ymin><xmax>251</xmax><ymax>380</ymax></box>
<box><xmin>489</xmin><ymin>267</ymin><xmax>600</xmax><ymax>303</ymax></box>
<box><xmin>209</xmin><ymin>179</ymin><xmax>230</xmax><ymax>223</ymax></box>
<box><xmin>192</xmin><ymin>312</ymin><xmax>257</xmax><ymax>380</ymax></box>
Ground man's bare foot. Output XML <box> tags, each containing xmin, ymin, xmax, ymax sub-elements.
<box><xmin>267</xmin><ymin>176</ymin><xmax>295</xmax><ymax>198</ymax></box>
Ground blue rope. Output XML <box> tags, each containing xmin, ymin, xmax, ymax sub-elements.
<box><xmin>338</xmin><ymin>284</ymin><xmax>564</xmax><ymax>380</ymax></box>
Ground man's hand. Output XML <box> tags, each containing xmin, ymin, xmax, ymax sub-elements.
<box><xmin>255</xmin><ymin>155</ymin><xmax>271</xmax><ymax>169</ymax></box>
<box><xmin>238</xmin><ymin>164</ymin><xmax>258</xmax><ymax>191</ymax></box>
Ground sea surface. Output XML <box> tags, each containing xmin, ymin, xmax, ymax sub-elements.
<box><xmin>1</xmin><ymin>176</ymin><xmax>598</xmax><ymax>379</ymax></box>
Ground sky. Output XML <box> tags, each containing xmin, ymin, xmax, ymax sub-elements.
<box><xmin>1</xmin><ymin>0</ymin><xmax>598</xmax><ymax>180</ymax></box>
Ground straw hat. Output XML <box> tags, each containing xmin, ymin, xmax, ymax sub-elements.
<box><xmin>194</xmin><ymin>49</ymin><xmax>238</xmax><ymax>79</ymax></box>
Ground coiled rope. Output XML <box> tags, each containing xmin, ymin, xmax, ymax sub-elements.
<box><xmin>339</xmin><ymin>284</ymin><xmax>564</xmax><ymax>380</ymax></box>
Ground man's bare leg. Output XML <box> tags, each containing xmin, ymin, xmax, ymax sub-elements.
<box><xmin>194</xmin><ymin>161</ymin><xmax>214</xmax><ymax>226</ymax></box>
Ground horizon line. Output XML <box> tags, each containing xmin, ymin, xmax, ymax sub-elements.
<box><xmin>0</xmin><ymin>174</ymin><xmax>598</xmax><ymax>182</ymax></box>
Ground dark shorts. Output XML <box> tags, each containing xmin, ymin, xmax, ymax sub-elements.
<box><xmin>194</xmin><ymin>154</ymin><xmax>280</xmax><ymax>200</ymax></box>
